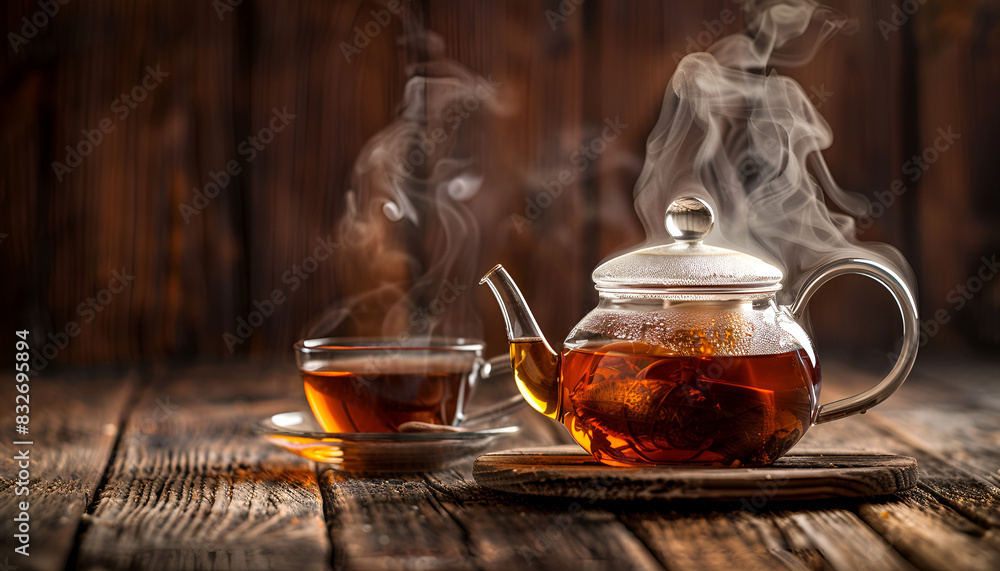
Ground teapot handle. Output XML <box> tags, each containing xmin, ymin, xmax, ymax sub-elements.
<box><xmin>789</xmin><ymin>258</ymin><xmax>919</xmax><ymax>424</ymax></box>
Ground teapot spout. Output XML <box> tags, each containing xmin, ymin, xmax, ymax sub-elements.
<box><xmin>479</xmin><ymin>265</ymin><xmax>561</xmax><ymax>419</ymax></box>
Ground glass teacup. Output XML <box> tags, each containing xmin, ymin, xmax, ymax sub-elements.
<box><xmin>295</xmin><ymin>337</ymin><xmax>511</xmax><ymax>433</ymax></box>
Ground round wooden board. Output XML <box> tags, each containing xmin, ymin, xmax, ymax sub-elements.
<box><xmin>473</xmin><ymin>445</ymin><xmax>918</xmax><ymax>501</ymax></box>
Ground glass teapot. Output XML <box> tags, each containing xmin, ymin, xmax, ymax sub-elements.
<box><xmin>481</xmin><ymin>197</ymin><xmax>919</xmax><ymax>467</ymax></box>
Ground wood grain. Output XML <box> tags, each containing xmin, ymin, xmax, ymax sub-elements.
<box><xmin>805</xmin><ymin>360</ymin><xmax>1000</xmax><ymax>526</ymax></box>
<box><xmin>0</xmin><ymin>356</ymin><xmax>996</xmax><ymax>569</ymax></box>
<box><xmin>864</xmin><ymin>359</ymin><xmax>1000</xmax><ymax>487</ymax></box>
<box><xmin>776</xmin><ymin>510</ymin><xmax>916</xmax><ymax>571</ymax></box>
<box><xmin>0</xmin><ymin>368</ymin><xmax>136</xmax><ymax>571</ymax></box>
<box><xmin>622</xmin><ymin>508</ymin><xmax>916</xmax><ymax>571</ymax></box>
<box><xmin>319</xmin><ymin>467</ymin><xmax>664</xmax><ymax>570</ymax></box>
<box><xmin>474</xmin><ymin>447</ymin><xmax>918</xmax><ymax>501</ymax></box>
<box><xmin>859</xmin><ymin>487</ymin><xmax>1000</xmax><ymax>571</ymax></box>
<box><xmin>75</xmin><ymin>362</ymin><xmax>332</xmax><ymax>571</ymax></box>
<box><xmin>317</xmin><ymin>400</ymin><xmax>662</xmax><ymax>570</ymax></box>
<box><xmin>795</xmin><ymin>360</ymin><xmax>1000</xmax><ymax>569</ymax></box>
<box><xmin>320</xmin><ymin>470</ymin><xmax>477</xmax><ymax>570</ymax></box>
<box><xmin>7</xmin><ymin>0</ymin><xmax>996</xmax><ymax>364</ymax></box>
<box><xmin>911</xmin><ymin>0</ymin><xmax>999</xmax><ymax>349</ymax></box>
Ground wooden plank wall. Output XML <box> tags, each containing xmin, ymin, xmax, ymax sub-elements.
<box><xmin>1</xmin><ymin>0</ymin><xmax>997</xmax><ymax>366</ymax></box>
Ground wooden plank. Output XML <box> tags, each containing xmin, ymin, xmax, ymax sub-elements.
<box><xmin>777</xmin><ymin>510</ymin><xmax>915</xmax><ymax>571</ymax></box>
<box><xmin>604</xmin><ymin>374</ymin><xmax>911</xmax><ymax>571</ymax></box>
<box><xmin>315</xmin><ymin>404</ymin><xmax>544</xmax><ymax>569</ymax></box>
<box><xmin>793</xmin><ymin>360</ymin><xmax>1000</xmax><ymax>568</ymax></box>
<box><xmin>797</xmin><ymin>411</ymin><xmax>1000</xmax><ymax>531</ymax></box>
<box><xmin>807</xmin><ymin>360</ymin><xmax>1000</xmax><ymax>525</ymax></box>
<box><xmin>318</xmin><ymin>401</ymin><xmax>661</xmax><ymax>570</ymax></box>
<box><xmin>474</xmin><ymin>447</ymin><xmax>918</xmax><ymax>501</ymax></box>
<box><xmin>319</xmin><ymin>470</ymin><xmax>477</xmax><ymax>570</ymax></box>
<box><xmin>618</xmin><ymin>476</ymin><xmax>923</xmax><ymax>571</ymax></box>
<box><xmin>859</xmin><ymin>487</ymin><xmax>1000</xmax><ymax>571</ymax></box>
<box><xmin>320</xmin><ymin>467</ymin><xmax>663</xmax><ymax>570</ymax></box>
<box><xmin>0</xmin><ymin>20</ymin><xmax>47</xmax><ymax>342</ymax></box>
<box><xmin>622</xmin><ymin>510</ymin><xmax>836</xmax><ymax>571</ymax></box>
<box><xmin>426</xmin><ymin>469</ymin><xmax>664</xmax><ymax>571</ymax></box>
<box><xmin>790</xmin><ymin>0</ymin><xmax>916</xmax><ymax>343</ymax></box>
<box><xmin>864</xmin><ymin>358</ymin><xmax>1000</xmax><ymax>487</ymax></box>
<box><xmin>864</xmin><ymin>411</ymin><xmax>1000</xmax><ymax>526</ymax></box>
<box><xmin>76</xmin><ymin>362</ymin><xmax>331</xmax><ymax>571</ymax></box>
<box><xmin>6</xmin><ymin>357</ymin><xmax>994</xmax><ymax>571</ymax></box>
<box><xmin>1</xmin><ymin>0</ymin><xmax>996</xmax><ymax>362</ymax></box>
<box><xmin>607</xmin><ymin>414</ymin><xmax>918</xmax><ymax>571</ymax></box>
<box><xmin>0</xmin><ymin>367</ymin><xmax>136</xmax><ymax>571</ymax></box>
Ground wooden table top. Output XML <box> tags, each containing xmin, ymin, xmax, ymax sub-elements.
<box><xmin>2</xmin><ymin>356</ymin><xmax>999</xmax><ymax>570</ymax></box>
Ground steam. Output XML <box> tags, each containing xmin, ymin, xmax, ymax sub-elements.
<box><xmin>306</xmin><ymin>41</ymin><xmax>507</xmax><ymax>341</ymax></box>
<box><xmin>632</xmin><ymin>0</ymin><xmax>916</xmax><ymax>299</ymax></box>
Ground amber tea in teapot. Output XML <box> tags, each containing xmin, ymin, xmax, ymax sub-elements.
<box><xmin>486</xmin><ymin>198</ymin><xmax>918</xmax><ymax>467</ymax></box>
<box><xmin>519</xmin><ymin>339</ymin><xmax>820</xmax><ymax>466</ymax></box>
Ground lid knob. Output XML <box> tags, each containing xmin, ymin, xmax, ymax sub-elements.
<box><xmin>665</xmin><ymin>197</ymin><xmax>714</xmax><ymax>242</ymax></box>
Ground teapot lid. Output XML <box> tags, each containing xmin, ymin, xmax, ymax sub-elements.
<box><xmin>592</xmin><ymin>197</ymin><xmax>783</xmax><ymax>294</ymax></box>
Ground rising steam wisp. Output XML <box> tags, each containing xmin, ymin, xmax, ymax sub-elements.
<box><xmin>306</xmin><ymin>45</ymin><xmax>507</xmax><ymax>342</ymax></box>
<box><xmin>631</xmin><ymin>0</ymin><xmax>915</xmax><ymax>301</ymax></box>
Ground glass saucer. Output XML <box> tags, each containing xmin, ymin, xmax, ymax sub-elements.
<box><xmin>255</xmin><ymin>411</ymin><xmax>520</xmax><ymax>472</ymax></box>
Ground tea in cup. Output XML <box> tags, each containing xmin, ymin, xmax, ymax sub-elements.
<box><xmin>295</xmin><ymin>337</ymin><xmax>488</xmax><ymax>433</ymax></box>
